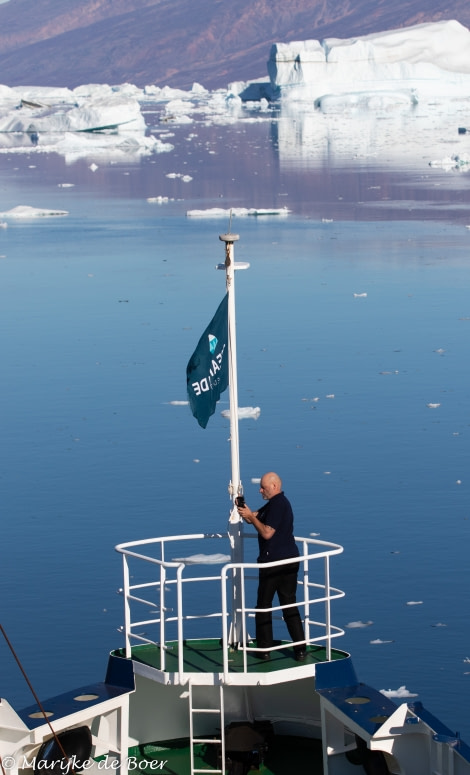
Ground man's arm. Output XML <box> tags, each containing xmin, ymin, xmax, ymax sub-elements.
<box><xmin>237</xmin><ymin>505</ymin><xmax>276</xmax><ymax>540</ymax></box>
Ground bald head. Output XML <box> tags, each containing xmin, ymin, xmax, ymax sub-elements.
<box><xmin>259</xmin><ymin>472</ymin><xmax>282</xmax><ymax>500</ymax></box>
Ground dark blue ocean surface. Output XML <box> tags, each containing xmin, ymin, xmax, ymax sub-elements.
<box><xmin>0</xmin><ymin>117</ymin><xmax>469</xmax><ymax>742</ymax></box>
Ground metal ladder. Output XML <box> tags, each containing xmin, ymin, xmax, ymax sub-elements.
<box><xmin>189</xmin><ymin>682</ymin><xmax>225</xmax><ymax>775</ymax></box>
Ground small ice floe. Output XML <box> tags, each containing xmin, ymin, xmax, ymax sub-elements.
<box><xmin>325</xmin><ymin>394</ymin><xmax>335</xmax><ymax>399</ymax></box>
<box><xmin>0</xmin><ymin>221</ymin><xmax>7</xmax><ymax>228</ymax></box>
<box><xmin>353</xmin><ymin>292</ymin><xmax>368</xmax><ymax>298</ymax></box>
<box><xmin>380</xmin><ymin>686</ymin><xmax>418</xmax><ymax>699</ymax></box>
<box><xmin>431</xmin><ymin>622</ymin><xmax>447</xmax><ymax>627</ymax></box>
<box><xmin>429</xmin><ymin>155</ymin><xmax>470</xmax><ymax>170</ymax></box>
<box><xmin>221</xmin><ymin>406</ymin><xmax>261</xmax><ymax>420</ymax></box>
<box><xmin>434</xmin><ymin>348</ymin><xmax>446</xmax><ymax>354</ymax></box>
<box><xmin>147</xmin><ymin>196</ymin><xmax>169</xmax><ymax>203</ymax></box>
<box><xmin>426</xmin><ymin>403</ymin><xmax>441</xmax><ymax>409</ymax></box>
<box><xmin>310</xmin><ymin>532</ymin><xmax>321</xmax><ymax>537</ymax></box>
<box><xmin>193</xmin><ymin>458</ymin><xmax>200</xmax><ymax>463</ymax></box>
<box><xmin>370</xmin><ymin>638</ymin><xmax>395</xmax><ymax>644</ymax></box>
<box><xmin>166</xmin><ymin>172</ymin><xmax>193</xmax><ymax>182</ymax></box>
<box><xmin>186</xmin><ymin>207</ymin><xmax>290</xmax><ymax>218</ymax></box>
<box><xmin>464</xmin><ymin>657</ymin><xmax>470</xmax><ymax>664</ymax></box>
<box><xmin>456</xmin><ymin>479</ymin><xmax>462</xmax><ymax>485</ymax></box>
<box><xmin>58</xmin><ymin>183</ymin><xmax>75</xmax><ymax>188</ymax></box>
<box><xmin>406</xmin><ymin>601</ymin><xmax>423</xmax><ymax>606</ymax></box>
<box><xmin>89</xmin><ymin>163</ymin><xmax>98</xmax><ymax>172</ymax></box>
<box><xmin>171</xmin><ymin>553</ymin><xmax>231</xmax><ymax>565</ymax></box>
<box><xmin>346</xmin><ymin>620</ymin><xmax>373</xmax><ymax>629</ymax></box>
<box><xmin>321</xmin><ymin>218</ymin><xmax>333</xmax><ymax>223</ymax></box>
<box><xmin>251</xmin><ymin>477</ymin><xmax>261</xmax><ymax>484</ymax></box>
<box><xmin>169</xmin><ymin>400</ymin><xmax>189</xmax><ymax>405</ymax></box>
<box><xmin>0</xmin><ymin>205</ymin><xmax>68</xmax><ymax>218</ymax></box>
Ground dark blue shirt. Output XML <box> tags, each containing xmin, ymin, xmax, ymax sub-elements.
<box><xmin>256</xmin><ymin>491</ymin><xmax>300</xmax><ymax>563</ymax></box>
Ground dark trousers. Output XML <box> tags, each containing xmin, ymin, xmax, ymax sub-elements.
<box><xmin>256</xmin><ymin>561</ymin><xmax>305</xmax><ymax>650</ymax></box>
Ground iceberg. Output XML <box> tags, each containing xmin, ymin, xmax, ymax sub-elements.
<box><xmin>0</xmin><ymin>20</ymin><xmax>470</xmax><ymax>166</ymax></box>
<box><xmin>265</xmin><ymin>20</ymin><xmax>470</xmax><ymax>103</ymax></box>
<box><xmin>0</xmin><ymin>205</ymin><xmax>68</xmax><ymax>218</ymax></box>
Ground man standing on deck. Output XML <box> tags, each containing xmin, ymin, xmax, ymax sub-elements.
<box><xmin>237</xmin><ymin>472</ymin><xmax>306</xmax><ymax>661</ymax></box>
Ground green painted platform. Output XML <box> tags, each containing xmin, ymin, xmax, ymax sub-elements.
<box><xmin>130</xmin><ymin>734</ymin><xmax>323</xmax><ymax>774</ymax></box>
<box><xmin>113</xmin><ymin>638</ymin><xmax>347</xmax><ymax>674</ymax></box>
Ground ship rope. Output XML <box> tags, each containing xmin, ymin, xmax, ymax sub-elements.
<box><xmin>0</xmin><ymin>623</ymin><xmax>78</xmax><ymax>775</ymax></box>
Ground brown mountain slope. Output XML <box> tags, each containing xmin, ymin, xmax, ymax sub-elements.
<box><xmin>0</xmin><ymin>0</ymin><xmax>468</xmax><ymax>89</ymax></box>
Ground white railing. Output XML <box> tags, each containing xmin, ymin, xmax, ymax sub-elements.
<box><xmin>115</xmin><ymin>533</ymin><xmax>344</xmax><ymax>677</ymax></box>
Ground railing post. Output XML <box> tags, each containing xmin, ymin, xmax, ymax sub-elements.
<box><xmin>122</xmin><ymin>554</ymin><xmax>132</xmax><ymax>658</ymax></box>
<box><xmin>177</xmin><ymin>565</ymin><xmax>184</xmax><ymax>675</ymax></box>
<box><xmin>324</xmin><ymin>554</ymin><xmax>331</xmax><ymax>661</ymax></box>
<box><xmin>160</xmin><ymin>563</ymin><xmax>166</xmax><ymax>671</ymax></box>
<box><xmin>302</xmin><ymin>539</ymin><xmax>310</xmax><ymax>643</ymax></box>
<box><xmin>221</xmin><ymin>566</ymin><xmax>229</xmax><ymax>678</ymax></box>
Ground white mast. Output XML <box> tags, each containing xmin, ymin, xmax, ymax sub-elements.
<box><xmin>218</xmin><ymin>229</ymin><xmax>247</xmax><ymax>646</ymax></box>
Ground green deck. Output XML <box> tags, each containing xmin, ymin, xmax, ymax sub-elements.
<box><xmin>130</xmin><ymin>734</ymin><xmax>323</xmax><ymax>774</ymax></box>
<box><xmin>113</xmin><ymin>638</ymin><xmax>347</xmax><ymax>674</ymax></box>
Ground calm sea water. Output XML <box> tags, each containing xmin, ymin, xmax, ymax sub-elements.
<box><xmin>1</xmin><ymin>103</ymin><xmax>469</xmax><ymax>741</ymax></box>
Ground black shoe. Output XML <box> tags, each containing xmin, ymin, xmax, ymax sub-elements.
<box><xmin>294</xmin><ymin>649</ymin><xmax>306</xmax><ymax>661</ymax></box>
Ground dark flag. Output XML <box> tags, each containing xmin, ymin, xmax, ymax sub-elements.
<box><xmin>186</xmin><ymin>294</ymin><xmax>229</xmax><ymax>428</ymax></box>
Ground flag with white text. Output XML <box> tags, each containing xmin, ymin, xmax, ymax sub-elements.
<box><xmin>186</xmin><ymin>294</ymin><xmax>229</xmax><ymax>428</ymax></box>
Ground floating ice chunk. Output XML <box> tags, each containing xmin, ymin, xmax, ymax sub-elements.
<box><xmin>325</xmin><ymin>394</ymin><xmax>335</xmax><ymax>399</ymax></box>
<box><xmin>166</xmin><ymin>172</ymin><xmax>192</xmax><ymax>181</ymax></box>
<box><xmin>353</xmin><ymin>292</ymin><xmax>368</xmax><ymax>298</ymax></box>
<box><xmin>0</xmin><ymin>205</ymin><xmax>68</xmax><ymax>218</ymax></box>
<box><xmin>431</xmin><ymin>622</ymin><xmax>447</xmax><ymax>627</ymax></box>
<box><xmin>268</xmin><ymin>21</ymin><xmax>470</xmax><ymax>102</ymax></box>
<box><xmin>346</xmin><ymin>620</ymin><xmax>373</xmax><ymax>628</ymax></box>
<box><xmin>169</xmin><ymin>400</ymin><xmax>189</xmax><ymax>405</ymax></box>
<box><xmin>251</xmin><ymin>477</ymin><xmax>261</xmax><ymax>484</ymax></box>
<box><xmin>370</xmin><ymin>638</ymin><xmax>394</xmax><ymax>644</ymax></box>
<box><xmin>406</xmin><ymin>601</ymin><xmax>423</xmax><ymax>605</ymax></box>
<box><xmin>186</xmin><ymin>207</ymin><xmax>290</xmax><ymax>217</ymax></box>
<box><xmin>221</xmin><ymin>406</ymin><xmax>261</xmax><ymax>420</ymax></box>
<box><xmin>147</xmin><ymin>196</ymin><xmax>169</xmax><ymax>203</ymax></box>
<box><xmin>426</xmin><ymin>403</ymin><xmax>441</xmax><ymax>408</ymax></box>
<box><xmin>172</xmin><ymin>553</ymin><xmax>231</xmax><ymax>565</ymax></box>
<box><xmin>380</xmin><ymin>686</ymin><xmax>418</xmax><ymax>699</ymax></box>
<box><xmin>429</xmin><ymin>154</ymin><xmax>470</xmax><ymax>170</ymax></box>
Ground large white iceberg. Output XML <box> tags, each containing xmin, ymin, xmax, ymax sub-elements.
<box><xmin>0</xmin><ymin>90</ymin><xmax>145</xmax><ymax>133</ymax></box>
<box><xmin>265</xmin><ymin>20</ymin><xmax>470</xmax><ymax>103</ymax></box>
